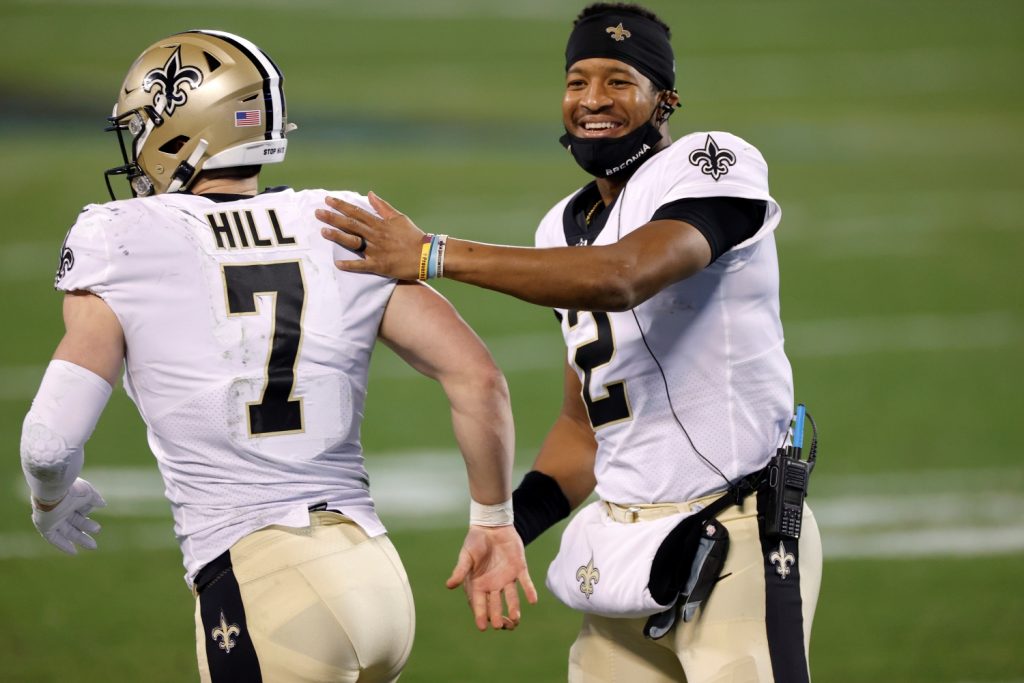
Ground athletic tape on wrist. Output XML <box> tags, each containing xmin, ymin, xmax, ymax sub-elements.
<box><xmin>470</xmin><ymin>498</ymin><xmax>514</xmax><ymax>527</ymax></box>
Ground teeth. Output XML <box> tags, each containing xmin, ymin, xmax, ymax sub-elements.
<box><xmin>584</xmin><ymin>122</ymin><xmax>619</xmax><ymax>130</ymax></box>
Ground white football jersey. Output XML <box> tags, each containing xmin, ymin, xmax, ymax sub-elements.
<box><xmin>535</xmin><ymin>131</ymin><xmax>793</xmax><ymax>505</ymax></box>
<box><xmin>56</xmin><ymin>188</ymin><xmax>395</xmax><ymax>585</ymax></box>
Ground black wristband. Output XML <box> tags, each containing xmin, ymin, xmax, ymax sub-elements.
<box><xmin>512</xmin><ymin>470</ymin><xmax>572</xmax><ymax>546</ymax></box>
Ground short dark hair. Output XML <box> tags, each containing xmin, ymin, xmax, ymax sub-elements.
<box><xmin>574</xmin><ymin>3</ymin><xmax>672</xmax><ymax>39</ymax></box>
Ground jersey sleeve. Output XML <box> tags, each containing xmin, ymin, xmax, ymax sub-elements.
<box><xmin>651</xmin><ymin>197</ymin><xmax>767</xmax><ymax>262</ymax></box>
<box><xmin>656</xmin><ymin>132</ymin><xmax>782</xmax><ymax>252</ymax></box>
<box><xmin>53</xmin><ymin>204</ymin><xmax>113</xmax><ymax>294</ymax></box>
<box><xmin>534</xmin><ymin>194</ymin><xmax>574</xmax><ymax>249</ymax></box>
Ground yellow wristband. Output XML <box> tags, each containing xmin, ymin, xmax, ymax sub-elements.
<box><xmin>417</xmin><ymin>235</ymin><xmax>433</xmax><ymax>281</ymax></box>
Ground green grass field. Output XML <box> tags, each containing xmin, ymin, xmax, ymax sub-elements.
<box><xmin>2</xmin><ymin>1</ymin><xmax>1022</xmax><ymax>681</ymax></box>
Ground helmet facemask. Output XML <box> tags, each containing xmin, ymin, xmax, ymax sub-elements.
<box><xmin>104</xmin><ymin>105</ymin><xmax>163</xmax><ymax>199</ymax></box>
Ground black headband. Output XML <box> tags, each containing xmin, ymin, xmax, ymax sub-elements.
<box><xmin>565</xmin><ymin>12</ymin><xmax>675</xmax><ymax>91</ymax></box>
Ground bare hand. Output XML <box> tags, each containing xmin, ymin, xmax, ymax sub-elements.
<box><xmin>316</xmin><ymin>192</ymin><xmax>426</xmax><ymax>280</ymax></box>
<box><xmin>446</xmin><ymin>525</ymin><xmax>538</xmax><ymax>632</ymax></box>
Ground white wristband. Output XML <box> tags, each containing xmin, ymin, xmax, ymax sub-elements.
<box><xmin>470</xmin><ymin>498</ymin><xmax>514</xmax><ymax>527</ymax></box>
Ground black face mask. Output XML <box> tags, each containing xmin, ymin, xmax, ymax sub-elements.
<box><xmin>559</xmin><ymin>121</ymin><xmax>663</xmax><ymax>180</ymax></box>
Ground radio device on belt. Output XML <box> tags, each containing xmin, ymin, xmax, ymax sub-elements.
<box><xmin>764</xmin><ymin>403</ymin><xmax>817</xmax><ymax>539</ymax></box>
<box><xmin>644</xmin><ymin>404</ymin><xmax>818</xmax><ymax>640</ymax></box>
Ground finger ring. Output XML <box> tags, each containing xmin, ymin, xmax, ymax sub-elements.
<box><xmin>354</xmin><ymin>236</ymin><xmax>367</xmax><ymax>254</ymax></box>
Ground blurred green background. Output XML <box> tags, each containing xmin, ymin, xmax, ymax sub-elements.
<box><xmin>1</xmin><ymin>1</ymin><xmax>1021</xmax><ymax>681</ymax></box>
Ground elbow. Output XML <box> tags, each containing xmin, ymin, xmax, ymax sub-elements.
<box><xmin>474</xmin><ymin>361</ymin><xmax>511</xmax><ymax>405</ymax></box>
<box><xmin>581</xmin><ymin>249</ymin><xmax>655</xmax><ymax>311</ymax></box>
<box><xmin>21</xmin><ymin>419</ymin><xmax>83</xmax><ymax>502</ymax></box>
<box><xmin>600</xmin><ymin>285</ymin><xmax>642</xmax><ymax>312</ymax></box>
<box><xmin>448</xmin><ymin>357</ymin><xmax>510</xmax><ymax>407</ymax></box>
<box><xmin>592</xmin><ymin>274</ymin><xmax>650</xmax><ymax>312</ymax></box>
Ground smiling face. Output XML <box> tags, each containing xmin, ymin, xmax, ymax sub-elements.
<box><xmin>562</xmin><ymin>57</ymin><xmax>675</xmax><ymax>142</ymax></box>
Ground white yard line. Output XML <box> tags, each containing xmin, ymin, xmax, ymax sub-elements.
<box><xmin>824</xmin><ymin>526</ymin><xmax>1024</xmax><ymax>559</ymax></box>
<box><xmin>3</xmin><ymin>310</ymin><xmax>1018</xmax><ymax>399</ymax></box>
<box><xmin>4</xmin><ymin>457</ymin><xmax>1022</xmax><ymax>560</ymax></box>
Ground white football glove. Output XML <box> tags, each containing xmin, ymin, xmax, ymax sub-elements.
<box><xmin>31</xmin><ymin>478</ymin><xmax>106</xmax><ymax>555</ymax></box>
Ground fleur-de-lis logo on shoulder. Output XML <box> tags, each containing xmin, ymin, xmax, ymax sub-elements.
<box><xmin>768</xmin><ymin>540</ymin><xmax>796</xmax><ymax>580</ymax></box>
<box><xmin>606</xmin><ymin>23</ymin><xmax>632</xmax><ymax>42</ymax></box>
<box><xmin>143</xmin><ymin>46</ymin><xmax>203</xmax><ymax>117</ymax></box>
<box><xmin>54</xmin><ymin>246</ymin><xmax>74</xmax><ymax>286</ymax></box>
<box><xmin>688</xmin><ymin>135</ymin><xmax>737</xmax><ymax>181</ymax></box>
<box><xmin>54</xmin><ymin>228</ymin><xmax>74</xmax><ymax>287</ymax></box>
<box><xmin>211</xmin><ymin>610</ymin><xmax>241</xmax><ymax>654</ymax></box>
<box><xmin>576</xmin><ymin>556</ymin><xmax>601</xmax><ymax>599</ymax></box>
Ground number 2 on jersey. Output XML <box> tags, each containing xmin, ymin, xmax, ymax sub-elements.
<box><xmin>568</xmin><ymin>310</ymin><xmax>632</xmax><ymax>428</ymax></box>
<box><xmin>222</xmin><ymin>261</ymin><xmax>305</xmax><ymax>436</ymax></box>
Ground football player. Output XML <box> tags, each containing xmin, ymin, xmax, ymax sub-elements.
<box><xmin>317</xmin><ymin>3</ymin><xmax>822</xmax><ymax>681</ymax></box>
<box><xmin>20</xmin><ymin>29</ymin><xmax>535</xmax><ymax>683</ymax></box>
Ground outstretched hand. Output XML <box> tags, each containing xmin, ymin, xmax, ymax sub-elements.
<box><xmin>446</xmin><ymin>524</ymin><xmax>538</xmax><ymax>632</ymax></box>
<box><xmin>317</xmin><ymin>192</ymin><xmax>426</xmax><ymax>280</ymax></box>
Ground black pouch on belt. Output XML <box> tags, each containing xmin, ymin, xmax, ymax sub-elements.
<box><xmin>643</xmin><ymin>518</ymin><xmax>729</xmax><ymax>639</ymax></box>
<box><xmin>642</xmin><ymin>470</ymin><xmax>763</xmax><ymax>640</ymax></box>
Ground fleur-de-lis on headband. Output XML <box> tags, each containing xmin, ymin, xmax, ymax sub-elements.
<box><xmin>606</xmin><ymin>23</ymin><xmax>632</xmax><ymax>42</ymax></box>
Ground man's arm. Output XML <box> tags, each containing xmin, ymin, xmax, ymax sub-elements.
<box><xmin>52</xmin><ymin>291</ymin><xmax>127</xmax><ymax>385</ymax></box>
<box><xmin>379</xmin><ymin>282</ymin><xmax>514</xmax><ymax>505</ymax></box>
<box><xmin>378</xmin><ymin>281</ymin><xmax>538</xmax><ymax>630</ymax></box>
<box><xmin>20</xmin><ymin>292</ymin><xmax>125</xmax><ymax>553</ymax></box>
<box><xmin>317</xmin><ymin>193</ymin><xmax>711</xmax><ymax>312</ymax></box>
<box><xmin>513</xmin><ymin>361</ymin><xmax>597</xmax><ymax>545</ymax></box>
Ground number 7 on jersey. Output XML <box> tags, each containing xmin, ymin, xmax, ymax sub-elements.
<box><xmin>221</xmin><ymin>261</ymin><xmax>306</xmax><ymax>436</ymax></box>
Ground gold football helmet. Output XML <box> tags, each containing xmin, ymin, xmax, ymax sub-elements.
<box><xmin>105</xmin><ymin>30</ymin><xmax>295</xmax><ymax>199</ymax></box>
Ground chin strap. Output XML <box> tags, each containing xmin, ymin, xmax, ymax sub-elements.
<box><xmin>166</xmin><ymin>138</ymin><xmax>209</xmax><ymax>194</ymax></box>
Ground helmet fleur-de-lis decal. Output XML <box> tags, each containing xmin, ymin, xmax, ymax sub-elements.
<box><xmin>576</xmin><ymin>556</ymin><xmax>601</xmax><ymax>599</ymax></box>
<box><xmin>606</xmin><ymin>23</ymin><xmax>632</xmax><ymax>42</ymax></box>
<box><xmin>688</xmin><ymin>135</ymin><xmax>737</xmax><ymax>181</ymax></box>
<box><xmin>210</xmin><ymin>610</ymin><xmax>241</xmax><ymax>654</ymax></box>
<box><xmin>142</xmin><ymin>46</ymin><xmax>203</xmax><ymax>117</ymax></box>
<box><xmin>768</xmin><ymin>540</ymin><xmax>796</xmax><ymax>580</ymax></box>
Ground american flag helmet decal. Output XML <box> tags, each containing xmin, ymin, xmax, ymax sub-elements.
<box><xmin>234</xmin><ymin>110</ymin><xmax>262</xmax><ymax>127</ymax></box>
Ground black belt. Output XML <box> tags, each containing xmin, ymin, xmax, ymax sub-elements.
<box><xmin>194</xmin><ymin>549</ymin><xmax>232</xmax><ymax>595</ymax></box>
